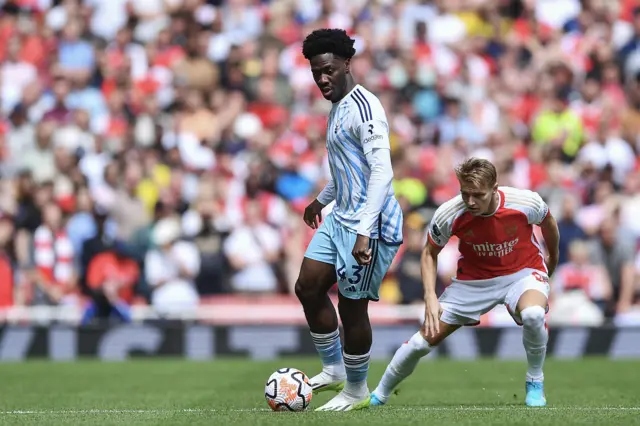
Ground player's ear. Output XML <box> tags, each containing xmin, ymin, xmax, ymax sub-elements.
<box><xmin>344</xmin><ymin>58</ymin><xmax>351</xmax><ymax>74</ymax></box>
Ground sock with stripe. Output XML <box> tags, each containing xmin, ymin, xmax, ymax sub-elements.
<box><xmin>310</xmin><ymin>328</ymin><xmax>346</xmax><ymax>378</ymax></box>
<box><xmin>521</xmin><ymin>306</ymin><xmax>547</xmax><ymax>382</ymax></box>
<box><xmin>373</xmin><ymin>332</ymin><xmax>432</xmax><ymax>402</ymax></box>
<box><xmin>343</xmin><ymin>351</ymin><xmax>371</xmax><ymax>398</ymax></box>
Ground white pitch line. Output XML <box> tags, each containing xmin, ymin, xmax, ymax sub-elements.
<box><xmin>1</xmin><ymin>407</ymin><xmax>639</xmax><ymax>415</ymax></box>
<box><xmin>393</xmin><ymin>407</ymin><xmax>640</xmax><ymax>412</ymax></box>
<box><xmin>2</xmin><ymin>409</ymin><xmax>266</xmax><ymax>415</ymax></box>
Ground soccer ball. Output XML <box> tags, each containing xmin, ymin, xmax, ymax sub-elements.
<box><xmin>264</xmin><ymin>368</ymin><xmax>313</xmax><ymax>411</ymax></box>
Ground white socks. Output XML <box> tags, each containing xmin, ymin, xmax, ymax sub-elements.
<box><xmin>372</xmin><ymin>332</ymin><xmax>432</xmax><ymax>401</ymax></box>
<box><xmin>521</xmin><ymin>306</ymin><xmax>548</xmax><ymax>382</ymax></box>
<box><xmin>372</xmin><ymin>308</ymin><xmax>547</xmax><ymax>403</ymax></box>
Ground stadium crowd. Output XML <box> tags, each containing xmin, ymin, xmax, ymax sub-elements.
<box><xmin>0</xmin><ymin>0</ymin><xmax>639</xmax><ymax>325</ymax></box>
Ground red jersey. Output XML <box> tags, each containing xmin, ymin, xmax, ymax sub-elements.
<box><xmin>427</xmin><ymin>187</ymin><xmax>549</xmax><ymax>281</ymax></box>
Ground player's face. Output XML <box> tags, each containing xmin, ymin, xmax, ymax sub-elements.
<box><xmin>309</xmin><ymin>53</ymin><xmax>350</xmax><ymax>102</ymax></box>
<box><xmin>459</xmin><ymin>180</ymin><xmax>497</xmax><ymax>216</ymax></box>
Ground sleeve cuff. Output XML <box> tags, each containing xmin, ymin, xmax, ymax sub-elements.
<box><xmin>427</xmin><ymin>233</ymin><xmax>444</xmax><ymax>248</ymax></box>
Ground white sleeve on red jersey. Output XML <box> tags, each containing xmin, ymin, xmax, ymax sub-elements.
<box><xmin>426</xmin><ymin>196</ymin><xmax>466</xmax><ymax>247</ymax></box>
<box><xmin>529</xmin><ymin>191</ymin><xmax>550</xmax><ymax>224</ymax></box>
<box><xmin>502</xmin><ymin>187</ymin><xmax>550</xmax><ymax>225</ymax></box>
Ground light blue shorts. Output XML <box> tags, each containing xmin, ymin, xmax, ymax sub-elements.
<box><xmin>304</xmin><ymin>213</ymin><xmax>400</xmax><ymax>301</ymax></box>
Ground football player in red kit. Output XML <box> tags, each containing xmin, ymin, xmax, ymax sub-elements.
<box><xmin>370</xmin><ymin>157</ymin><xmax>560</xmax><ymax>408</ymax></box>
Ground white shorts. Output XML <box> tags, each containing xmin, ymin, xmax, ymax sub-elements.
<box><xmin>439</xmin><ymin>268</ymin><xmax>550</xmax><ymax>327</ymax></box>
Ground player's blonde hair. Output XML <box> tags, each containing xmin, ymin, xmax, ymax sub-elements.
<box><xmin>454</xmin><ymin>158</ymin><xmax>497</xmax><ymax>188</ymax></box>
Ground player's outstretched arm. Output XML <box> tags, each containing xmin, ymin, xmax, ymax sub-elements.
<box><xmin>539</xmin><ymin>213</ymin><xmax>560</xmax><ymax>277</ymax></box>
<box><xmin>421</xmin><ymin>241</ymin><xmax>443</xmax><ymax>338</ymax></box>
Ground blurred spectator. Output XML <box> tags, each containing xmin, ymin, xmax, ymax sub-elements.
<box><xmin>20</xmin><ymin>122</ymin><xmax>57</xmax><ymax>184</ymax></box>
<box><xmin>436</xmin><ymin>96</ymin><xmax>485</xmax><ymax>147</ymax></box>
<box><xmin>182</xmin><ymin>186</ymin><xmax>231</xmax><ymax>295</ymax></box>
<box><xmin>42</xmin><ymin>77</ymin><xmax>73</xmax><ymax>125</ymax></box>
<box><xmin>531</xmin><ymin>87</ymin><xmax>584</xmax><ymax>162</ymax></box>
<box><xmin>223</xmin><ymin>199</ymin><xmax>283</xmax><ymax>294</ymax></box>
<box><xmin>549</xmin><ymin>241</ymin><xmax>608</xmax><ymax>327</ymax></box>
<box><xmin>82</xmin><ymin>244</ymin><xmax>138</xmax><ymax>324</ymax></box>
<box><xmin>58</xmin><ymin>19</ymin><xmax>95</xmax><ymax>81</ymax></box>
<box><xmin>392</xmin><ymin>151</ymin><xmax>428</xmax><ymax>211</ymax></box>
<box><xmin>79</xmin><ymin>206</ymin><xmax>119</xmax><ymax>289</ymax></box>
<box><xmin>110</xmin><ymin>162</ymin><xmax>150</xmax><ymax>241</ymax></box>
<box><xmin>28</xmin><ymin>202</ymin><xmax>77</xmax><ymax>306</ymax></box>
<box><xmin>578</xmin><ymin>121</ymin><xmax>635</xmax><ymax>188</ymax></box>
<box><xmin>145</xmin><ymin>216</ymin><xmax>200</xmax><ymax>315</ymax></box>
<box><xmin>553</xmin><ymin>239</ymin><xmax>612</xmax><ymax>310</ymax></box>
<box><xmin>556</xmin><ymin>193</ymin><xmax>587</xmax><ymax>265</ymax></box>
<box><xmin>4</xmin><ymin>106</ymin><xmax>36</xmax><ymax>178</ymax></box>
<box><xmin>67</xmin><ymin>186</ymin><xmax>102</xmax><ymax>260</ymax></box>
<box><xmin>590</xmin><ymin>218</ymin><xmax>636</xmax><ymax>316</ymax></box>
<box><xmin>1</xmin><ymin>37</ymin><xmax>37</xmax><ymax>115</ymax></box>
<box><xmin>396</xmin><ymin>213</ymin><xmax>430</xmax><ymax>305</ymax></box>
<box><xmin>618</xmin><ymin>6</ymin><xmax>640</xmax><ymax>80</ymax></box>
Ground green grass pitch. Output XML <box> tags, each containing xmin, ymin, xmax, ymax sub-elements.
<box><xmin>0</xmin><ymin>358</ymin><xmax>638</xmax><ymax>425</ymax></box>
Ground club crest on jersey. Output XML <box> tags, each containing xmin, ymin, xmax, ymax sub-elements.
<box><xmin>504</xmin><ymin>224</ymin><xmax>518</xmax><ymax>237</ymax></box>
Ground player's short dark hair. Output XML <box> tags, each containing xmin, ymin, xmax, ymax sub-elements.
<box><xmin>455</xmin><ymin>158</ymin><xmax>497</xmax><ymax>188</ymax></box>
<box><xmin>302</xmin><ymin>28</ymin><xmax>356</xmax><ymax>61</ymax></box>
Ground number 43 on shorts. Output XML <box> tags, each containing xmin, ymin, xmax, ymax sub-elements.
<box><xmin>337</xmin><ymin>265</ymin><xmax>364</xmax><ymax>284</ymax></box>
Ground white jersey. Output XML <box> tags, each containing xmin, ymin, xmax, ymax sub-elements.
<box><xmin>325</xmin><ymin>85</ymin><xmax>403</xmax><ymax>245</ymax></box>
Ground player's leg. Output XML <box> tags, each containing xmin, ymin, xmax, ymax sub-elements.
<box><xmin>370</xmin><ymin>320</ymin><xmax>460</xmax><ymax>406</ymax></box>
<box><xmin>315</xmin><ymin>238</ymin><xmax>397</xmax><ymax>411</ymax></box>
<box><xmin>506</xmin><ymin>271</ymin><xmax>550</xmax><ymax>407</ymax></box>
<box><xmin>371</xmin><ymin>280</ymin><xmax>494</xmax><ymax>406</ymax></box>
<box><xmin>296</xmin><ymin>217</ymin><xmax>345</xmax><ymax>390</ymax></box>
<box><xmin>296</xmin><ymin>257</ymin><xmax>339</xmax><ymax>333</ymax></box>
<box><xmin>340</xmin><ymin>294</ymin><xmax>372</xmax><ymax>396</ymax></box>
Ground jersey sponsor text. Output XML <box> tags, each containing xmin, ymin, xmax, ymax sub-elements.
<box><xmin>471</xmin><ymin>238</ymin><xmax>518</xmax><ymax>257</ymax></box>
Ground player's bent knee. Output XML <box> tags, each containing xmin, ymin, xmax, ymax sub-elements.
<box><xmin>408</xmin><ymin>332</ymin><xmax>431</xmax><ymax>356</ymax></box>
<box><xmin>418</xmin><ymin>320</ymin><xmax>460</xmax><ymax>346</ymax></box>
<box><xmin>520</xmin><ymin>305</ymin><xmax>545</xmax><ymax>329</ymax></box>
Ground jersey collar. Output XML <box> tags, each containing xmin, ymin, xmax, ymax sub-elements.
<box><xmin>337</xmin><ymin>84</ymin><xmax>362</xmax><ymax>105</ymax></box>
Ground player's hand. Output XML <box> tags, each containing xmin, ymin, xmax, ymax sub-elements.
<box><xmin>303</xmin><ymin>199</ymin><xmax>325</xmax><ymax>229</ymax></box>
<box><xmin>352</xmin><ymin>234</ymin><xmax>372</xmax><ymax>265</ymax></box>
<box><xmin>423</xmin><ymin>295</ymin><xmax>442</xmax><ymax>339</ymax></box>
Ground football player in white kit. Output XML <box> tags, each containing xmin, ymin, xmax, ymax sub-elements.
<box><xmin>294</xmin><ymin>28</ymin><xmax>404</xmax><ymax>411</ymax></box>
<box><xmin>370</xmin><ymin>158</ymin><xmax>560</xmax><ymax>408</ymax></box>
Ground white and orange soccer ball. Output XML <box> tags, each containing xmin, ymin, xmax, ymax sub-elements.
<box><xmin>264</xmin><ymin>368</ymin><xmax>313</xmax><ymax>411</ymax></box>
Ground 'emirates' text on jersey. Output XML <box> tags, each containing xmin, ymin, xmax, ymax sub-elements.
<box><xmin>427</xmin><ymin>187</ymin><xmax>549</xmax><ymax>280</ymax></box>
<box><xmin>326</xmin><ymin>85</ymin><xmax>403</xmax><ymax>245</ymax></box>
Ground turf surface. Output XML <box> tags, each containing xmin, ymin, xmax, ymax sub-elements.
<box><xmin>0</xmin><ymin>358</ymin><xmax>638</xmax><ymax>425</ymax></box>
